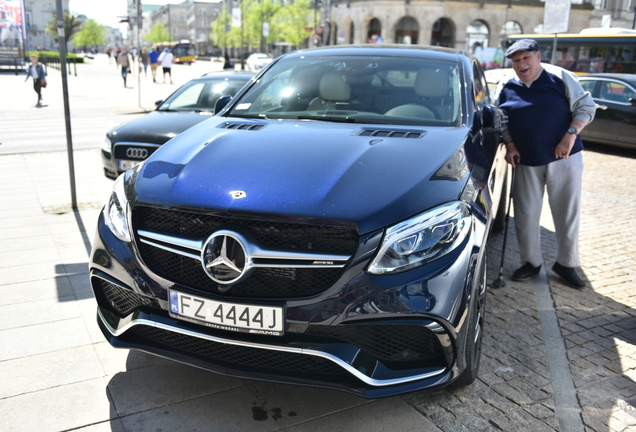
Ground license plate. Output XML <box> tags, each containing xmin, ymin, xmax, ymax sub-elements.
<box><xmin>169</xmin><ymin>290</ymin><xmax>285</xmax><ymax>336</ymax></box>
<box><xmin>118</xmin><ymin>160</ymin><xmax>141</xmax><ymax>171</ymax></box>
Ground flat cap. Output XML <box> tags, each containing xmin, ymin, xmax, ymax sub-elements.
<box><xmin>505</xmin><ymin>39</ymin><xmax>539</xmax><ymax>58</ymax></box>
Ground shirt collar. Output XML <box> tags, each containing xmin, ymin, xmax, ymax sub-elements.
<box><xmin>516</xmin><ymin>66</ymin><xmax>544</xmax><ymax>87</ymax></box>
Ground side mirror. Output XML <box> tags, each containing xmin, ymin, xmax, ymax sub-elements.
<box><xmin>481</xmin><ymin>105</ymin><xmax>507</xmax><ymax>135</ymax></box>
<box><xmin>629</xmin><ymin>98</ymin><xmax>636</xmax><ymax>107</ymax></box>
<box><xmin>154</xmin><ymin>99</ymin><xmax>163</xmax><ymax>107</ymax></box>
<box><xmin>215</xmin><ymin>95</ymin><xmax>233</xmax><ymax>114</ymax></box>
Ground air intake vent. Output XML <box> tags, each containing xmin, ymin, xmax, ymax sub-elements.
<box><xmin>357</xmin><ymin>129</ymin><xmax>424</xmax><ymax>139</ymax></box>
<box><xmin>219</xmin><ymin>122</ymin><xmax>265</xmax><ymax>131</ymax></box>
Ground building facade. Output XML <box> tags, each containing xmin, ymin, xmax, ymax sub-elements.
<box><xmin>23</xmin><ymin>0</ymin><xmax>70</xmax><ymax>51</ymax></box>
<box><xmin>324</xmin><ymin>0</ymin><xmax>595</xmax><ymax>50</ymax></box>
<box><xmin>150</xmin><ymin>2</ymin><xmax>189</xmax><ymax>42</ymax></box>
<box><xmin>187</xmin><ymin>1</ymin><xmax>222</xmax><ymax>55</ymax></box>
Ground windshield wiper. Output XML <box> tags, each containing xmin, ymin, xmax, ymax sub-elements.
<box><xmin>230</xmin><ymin>113</ymin><xmax>270</xmax><ymax>120</ymax></box>
<box><xmin>297</xmin><ymin>115</ymin><xmax>362</xmax><ymax>123</ymax></box>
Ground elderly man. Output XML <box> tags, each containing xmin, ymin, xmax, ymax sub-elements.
<box><xmin>496</xmin><ymin>39</ymin><xmax>596</xmax><ymax>289</ymax></box>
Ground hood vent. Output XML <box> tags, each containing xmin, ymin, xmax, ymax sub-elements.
<box><xmin>219</xmin><ymin>122</ymin><xmax>265</xmax><ymax>131</ymax></box>
<box><xmin>357</xmin><ymin>129</ymin><xmax>424</xmax><ymax>139</ymax></box>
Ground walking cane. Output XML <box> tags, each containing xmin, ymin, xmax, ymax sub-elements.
<box><xmin>491</xmin><ymin>162</ymin><xmax>517</xmax><ymax>288</ymax></box>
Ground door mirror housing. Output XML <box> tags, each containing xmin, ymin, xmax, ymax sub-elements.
<box><xmin>215</xmin><ymin>95</ymin><xmax>233</xmax><ymax>114</ymax></box>
<box><xmin>481</xmin><ymin>105</ymin><xmax>507</xmax><ymax>134</ymax></box>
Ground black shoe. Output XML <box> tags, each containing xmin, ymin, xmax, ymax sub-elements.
<box><xmin>512</xmin><ymin>263</ymin><xmax>541</xmax><ymax>281</ymax></box>
<box><xmin>552</xmin><ymin>262</ymin><xmax>585</xmax><ymax>289</ymax></box>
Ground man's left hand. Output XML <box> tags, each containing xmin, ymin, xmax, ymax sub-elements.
<box><xmin>555</xmin><ymin>134</ymin><xmax>577</xmax><ymax>159</ymax></box>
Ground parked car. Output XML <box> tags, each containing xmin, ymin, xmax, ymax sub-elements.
<box><xmin>101</xmin><ymin>71</ymin><xmax>254</xmax><ymax>179</ymax></box>
<box><xmin>484</xmin><ymin>68</ymin><xmax>514</xmax><ymax>100</ymax></box>
<box><xmin>245</xmin><ymin>52</ymin><xmax>273</xmax><ymax>71</ymax></box>
<box><xmin>577</xmin><ymin>73</ymin><xmax>636</xmax><ymax>149</ymax></box>
<box><xmin>90</xmin><ymin>45</ymin><xmax>508</xmax><ymax>398</ymax></box>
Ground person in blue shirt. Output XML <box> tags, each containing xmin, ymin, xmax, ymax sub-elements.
<box><xmin>25</xmin><ymin>55</ymin><xmax>46</xmax><ymax>106</ymax></box>
<box><xmin>148</xmin><ymin>47</ymin><xmax>160</xmax><ymax>83</ymax></box>
<box><xmin>495</xmin><ymin>39</ymin><xmax>596</xmax><ymax>289</ymax></box>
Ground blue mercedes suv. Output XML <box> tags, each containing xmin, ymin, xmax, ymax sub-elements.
<box><xmin>90</xmin><ymin>45</ymin><xmax>508</xmax><ymax>397</ymax></box>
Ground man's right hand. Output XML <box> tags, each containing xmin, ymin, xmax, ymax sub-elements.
<box><xmin>505</xmin><ymin>142</ymin><xmax>521</xmax><ymax>167</ymax></box>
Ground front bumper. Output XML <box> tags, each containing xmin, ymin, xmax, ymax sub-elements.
<box><xmin>90</xmin><ymin>209</ymin><xmax>486</xmax><ymax>398</ymax></box>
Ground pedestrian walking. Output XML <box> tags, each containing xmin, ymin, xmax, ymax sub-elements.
<box><xmin>25</xmin><ymin>54</ymin><xmax>46</xmax><ymax>106</ymax></box>
<box><xmin>495</xmin><ymin>39</ymin><xmax>597</xmax><ymax>289</ymax></box>
<box><xmin>117</xmin><ymin>48</ymin><xmax>132</xmax><ymax>87</ymax></box>
<box><xmin>158</xmin><ymin>48</ymin><xmax>175</xmax><ymax>84</ymax></box>
<box><xmin>148</xmin><ymin>47</ymin><xmax>160</xmax><ymax>83</ymax></box>
<box><xmin>140</xmin><ymin>47</ymin><xmax>149</xmax><ymax>77</ymax></box>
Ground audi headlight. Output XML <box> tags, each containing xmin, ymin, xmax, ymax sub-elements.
<box><xmin>103</xmin><ymin>173</ymin><xmax>131</xmax><ymax>242</ymax></box>
<box><xmin>102</xmin><ymin>136</ymin><xmax>113</xmax><ymax>154</ymax></box>
<box><xmin>367</xmin><ymin>201</ymin><xmax>472</xmax><ymax>274</ymax></box>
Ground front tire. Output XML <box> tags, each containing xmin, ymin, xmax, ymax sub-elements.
<box><xmin>455</xmin><ymin>255</ymin><xmax>487</xmax><ymax>387</ymax></box>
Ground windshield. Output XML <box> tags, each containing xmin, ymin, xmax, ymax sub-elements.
<box><xmin>159</xmin><ymin>79</ymin><xmax>248</xmax><ymax>112</ymax></box>
<box><xmin>228</xmin><ymin>55</ymin><xmax>461</xmax><ymax>126</ymax></box>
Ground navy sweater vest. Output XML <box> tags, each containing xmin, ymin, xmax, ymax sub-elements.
<box><xmin>499</xmin><ymin>70</ymin><xmax>583</xmax><ymax>167</ymax></box>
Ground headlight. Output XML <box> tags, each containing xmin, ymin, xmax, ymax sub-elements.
<box><xmin>103</xmin><ymin>173</ymin><xmax>131</xmax><ymax>242</ymax></box>
<box><xmin>367</xmin><ymin>201</ymin><xmax>472</xmax><ymax>274</ymax></box>
<box><xmin>102</xmin><ymin>136</ymin><xmax>113</xmax><ymax>153</ymax></box>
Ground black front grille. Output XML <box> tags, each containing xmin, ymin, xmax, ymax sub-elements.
<box><xmin>133</xmin><ymin>206</ymin><xmax>359</xmax><ymax>298</ymax></box>
<box><xmin>138</xmin><ymin>243</ymin><xmax>344</xmax><ymax>298</ymax></box>
<box><xmin>133</xmin><ymin>206</ymin><xmax>359</xmax><ymax>255</ymax></box>
<box><xmin>306</xmin><ymin>324</ymin><xmax>447</xmax><ymax>370</ymax></box>
<box><xmin>93</xmin><ymin>278</ymin><xmax>162</xmax><ymax>317</ymax></box>
<box><xmin>127</xmin><ymin>325</ymin><xmax>348</xmax><ymax>376</ymax></box>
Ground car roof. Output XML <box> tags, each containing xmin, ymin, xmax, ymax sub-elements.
<box><xmin>579</xmin><ymin>73</ymin><xmax>636</xmax><ymax>86</ymax></box>
<box><xmin>280</xmin><ymin>44</ymin><xmax>474</xmax><ymax>64</ymax></box>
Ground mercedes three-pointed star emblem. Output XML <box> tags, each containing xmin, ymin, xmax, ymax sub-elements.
<box><xmin>201</xmin><ymin>231</ymin><xmax>248</xmax><ymax>284</ymax></box>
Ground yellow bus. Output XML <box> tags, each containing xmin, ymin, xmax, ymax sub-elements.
<box><xmin>153</xmin><ymin>40</ymin><xmax>197</xmax><ymax>65</ymax></box>
<box><xmin>505</xmin><ymin>31</ymin><xmax>636</xmax><ymax>74</ymax></box>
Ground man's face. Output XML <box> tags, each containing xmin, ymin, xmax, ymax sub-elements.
<box><xmin>511</xmin><ymin>50</ymin><xmax>542</xmax><ymax>82</ymax></box>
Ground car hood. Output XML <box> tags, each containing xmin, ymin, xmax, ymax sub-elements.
<box><xmin>133</xmin><ymin>118</ymin><xmax>472</xmax><ymax>234</ymax></box>
<box><xmin>110</xmin><ymin>111</ymin><xmax>215</xmax><ymax>145</ymax></box>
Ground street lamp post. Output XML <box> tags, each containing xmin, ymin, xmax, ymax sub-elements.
<box><xmin>167</xmin><ymin>5</ymin><xmax>172</xmax><ymax>40</ymax></box>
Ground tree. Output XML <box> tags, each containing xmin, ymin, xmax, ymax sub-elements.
<box><xmin>210</xmin><ymin>0</ymin><xmax>310</xmax><ymax>52</ymax></box>
<box><xmin>46</xmin><ymin>12</ymin><xmax>83</xmax><ymax>50</ymax></box>
<box><xmin>247</xmin><ymin>0</ymin><xmax>282</xmax><ymax>52</ymax></box>
<box><xmin>73</xmin><ymin>19</ymin><xmax>106</xmax><ymax>49</ymax></box>
<box><xmin>145</xmin><ymin>22</ymin><xmax>171</xmax><ymax>44</ymax></box>
<box><xmin>210</xmin><ymin>9</ymin><xmax>230</xmax><ymax>49</ymax></box>
<box><xmin>274</xmin><ymin>0</ymin><xmax>313</xmax><ymax>47</ymax></box>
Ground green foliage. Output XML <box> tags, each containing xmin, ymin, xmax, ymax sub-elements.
<box><xmin>45</xmin><ymin>12</ymin><xmax>83</xmax><ymax>49</ymax></box>
<box><xmin>209</xmin><ymin>0</ymin><xmax>310</xmax><ymax>50</ymax></box>
<box><xmin>27</xmin><ymin>51</ymin><xmax>84</xmax><ymax>63</ymax></box>
<box><xmin>247</xmin><ymin>0</ymin><xmax>282</xmax><ymax>47</ymax></box>
<box><xmin>210</xmin><ymin>9</ymin><xmax>230</xmax><ymax>48</ymax></box>
<box><xmin>274</xmin><ymin>0</ymin><xmax>313</xmax><ymax>47</ymax></box>
<box><xmin>73</xmin><ymin>19</ymin><xmax>107</xmax><ymax>47</ymax></box>
<box><xmin>145</xmin><ymin>23</ymin><xmax>172</xmax><ymax>44</ymax></box>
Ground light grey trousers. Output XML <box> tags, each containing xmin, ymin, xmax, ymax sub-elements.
<box><xmin>513</xmin><ymin>152</ymin><xmax>583</xmax><ymax>268</ymax></box>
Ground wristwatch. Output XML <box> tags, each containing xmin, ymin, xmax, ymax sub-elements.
<box><xmin>567</xmin><ymin>127</ymin><xmax>578</xmax><ymax>135</ymax></box>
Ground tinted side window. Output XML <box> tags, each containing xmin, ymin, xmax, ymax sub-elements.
<box><xmin>473</xmin><ymin>62</ymin><xmax>488</xmax><ymax>106</ymax></box>
<box><xmin>599</xmin><ymin>81</ymin><xmax>636</xmax><ymax>104</ymax></box>
<box><xmin>579</xmin><ymin>80</ymin><xmax>597</xmax><ymax>96</ymax></box>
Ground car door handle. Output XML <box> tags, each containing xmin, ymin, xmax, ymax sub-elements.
<box><xmin>596</xmin><ymin>104</ymin><xmax>608</xmax><ymax>110</ymax></box>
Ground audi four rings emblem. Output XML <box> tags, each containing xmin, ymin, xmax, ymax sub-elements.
<box><xmin>126</xmin><ymin>148</ymin><xmax>149</xmax><ymax>159</ymax></box>
<box><xmin>202</xmin><ymin>232</ymin><xmax>249</xmax><ymax>284</ymax></box>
